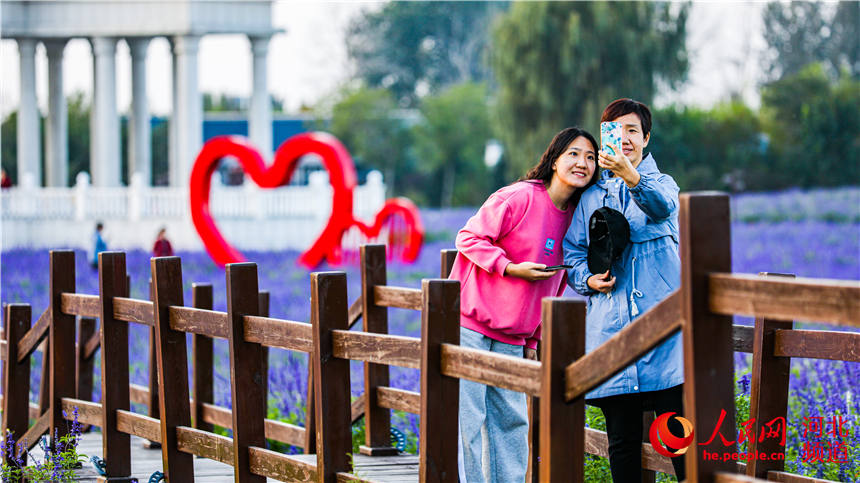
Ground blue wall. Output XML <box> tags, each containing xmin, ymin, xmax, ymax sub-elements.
<box><xmin>203</xmin><ymin>118</ymin><xmax>311</xmax><ymax>152</ymax></box>
<box><xmin>150</xmin><ymin>117</ymin><xmax>313</xmax><ymax>153</ymax></box>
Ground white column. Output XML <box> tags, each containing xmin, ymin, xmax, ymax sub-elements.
<box><xmin>168</xmin><ymin>38</ymin><xmax>178</xmax><ymax>186</ymax></box>
<box><xmin>248</xmin><ymin>35</ymin><xmax>272</xmax><ymax>161</ymax></box>
<box><xmin>16</xmin><ymin>38</ymin><xmax>41</xmax><ymax>186</ymax></box>
<box><xmin>90</xmin><ymin>37</ymin><xmax>121</xmax><ymax>187</ymax></box>
<box><xmin>128</xmin><ymin>38</ymin><xmax>151</xmax><ymax>186</ymax></box>
<box><xmin>171</xmin><ymin>35</ymin><xmax>202</xmax><ymax>187</ymax></box>
<box><xmin>44</xmin><ymin>39</ymin><xmax>69</xmax><ymax>187</ymax></box>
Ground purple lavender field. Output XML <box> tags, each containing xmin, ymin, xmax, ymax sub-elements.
<box><xmin>2</xmin><ymin>188</ymin><xmax>858</xmax><ymax>480</ymax></box>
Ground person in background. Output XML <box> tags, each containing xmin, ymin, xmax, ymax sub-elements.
<box><xmin>563</xmin><ymin>98</ymin><xmax>685</xmax><ymax>482</ymax></box>
<box><xmin>152</xmin><ymin>227</ymin><xmax>174</xmax><ymax>257</ymax></box>
<box><xmin>450</xmin><ymin>126</ymin><xmax>599</xmax><ymax>482</ymax></box>
<box><xmin>1</xmin><ymin>169</ymin><xmax>12</xmax><ymax>188</ymax></box>
<box><xmin>91</xmin><ymin>222</ymin><xmax>107</xmax><ymax>269</ymax></box>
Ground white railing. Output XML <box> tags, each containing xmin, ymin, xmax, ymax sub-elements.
<box><xmin>0</xmin><ymin>170</ymin><xmax>387</xmax><ymax>252</ymax></box>
<box><xmin>1</xmin><ymin>170</ymin><xmax>385</xmax><ymax>221</ymax></box>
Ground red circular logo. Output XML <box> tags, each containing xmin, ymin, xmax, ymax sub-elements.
<box><xmin>649</xmin><ymin>412</ymin><xmax>694</xmax><ymax>458</ymax></box>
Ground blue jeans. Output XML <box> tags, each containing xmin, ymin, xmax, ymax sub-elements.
<box><xmin>458</xmin><ymin>327</ymin><xmax>529</xmax><ymax>483</ymax></box>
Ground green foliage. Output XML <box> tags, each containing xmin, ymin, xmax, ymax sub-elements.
<box><xmin>319</xmin><ymin>82</ymin><xmax>497</xmax><ymax>207</ymax></box>
<box><xmin>412</xmin><ymin>82</ymin><xmax>494</xmax><ymax>207</ymax></box>
<box><xmin>761</xmin><ymin>64</ymin><xmax>860</xmax><ymax>189</ymax></box>
<box><xmin>643</xmin><ymin>67</ymin><xmax>860</xmax><ymax>192</ymax></box>
<box><xmin>351</xmin><ymin>416</ymin><xmax>366</xmax><ymax>455</ymax></box>
<box><xmin>762</xmin><ymin>1</ymin><xmax>859</xmax><ymax>81</ymax></box>
<box><xmin>649</xmin><ymin>101</ymin><xmax>766</xmax><ymax>192</ymax></box>
<box><xmin>2</xmin><ymin>409</ymin><xmax>88</xmax><ymax>482</ymax></box>
<box><xmin>151</xmin><ymin>120</ymin><xmax>169</xmax><ymax>186</ymax></box>
<box><xmin>584</xmin><ymin>405</ymin><xmax>613</xmax><ymax>481</ymax></box>
<box><xmin>1</xmin><ymin>110</ymin><xmax>19</xmax><ymax>183</ymax></box>
<box><xmin>346</xmin><ymin>2</ymin><xmax>507</xmax><ymax>107</ymax></box>
<box><xmin>266</xmin><ymin>401</ymin><xmax>305</xmax><ymax>454</ymax></box>
<box><xmin>67</xmin><ymin>92</ymin><xmax>91</xmax><ymax>186</ymax></box>
<box><xmin>491</xmin><ymin>1</ymin><xmax>689</xmax><ymax>179</ymax></box>
<box><xmin>1</xmin><ymin>112</ymin><xmax>46</xmax><ymax>186</ymax></box>
<box><xmin>318</xmin><ymin>86</ymin><xmax>413</xmax><ymax>198</ymax></box>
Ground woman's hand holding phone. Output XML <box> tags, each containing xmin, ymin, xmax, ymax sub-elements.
<box><xmin>504</xmin><ymin>262</ymin><xmax>558</xmax><ymax>281</ymax></box>
<box><xmin>598</xmin><ymin>147</ymin><xmax>640</xmax><ymax>188</ymax></box>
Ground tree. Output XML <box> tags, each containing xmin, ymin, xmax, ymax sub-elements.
<box><xmin>762</xmin><ymin>1</ymin><xmax>859</xmax><ymax>81</ymax></box>
<box><xmin>346</xmin><ymin>2</ymin><xmax>508</xmax><ymax>107</ymax></box>
<box><xmin>412</xmin><ymin>82</ymin><xmax>493</xmax><ymax>207</ymax></box>
<box><xmin>491</xmin><ymin>2</ymin><xmax>690</xmax><ymax>179</ymax></box>
<box><xmin>320</xmin><ymin>86</ymin><xmax>413</xmax><ymax>197</ymax></box>
<box><xmin>760</xmin><ymin>63</ymin><xmax>860</xmax><ymax>188</ymax></box>
<box><xmin>1</xmin><ymin>111</ymin><xmax>20</xmax><ymax>184</ymax></box>
<box><xmin>67</xmin><ymin>92</ymin><xmax>91</xmax><ymax>186</ymax></box>
<box><xmin>649</xmin><ymin>102</ymin><xmax>766</xmax><ymax>192</ymax></box>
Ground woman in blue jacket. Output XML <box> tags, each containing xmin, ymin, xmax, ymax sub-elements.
<box><xmin>563</xmin><ymin>98</ymin><xmax>686</xmax><ymax>482</ymax></box>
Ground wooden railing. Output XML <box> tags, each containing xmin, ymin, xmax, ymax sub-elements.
<box><xmin>3</xmin><ymin>192</ymin><xmax>858</xmax><ymax>483</ymax></box>
<box><xmin>558</xmin><ymin>193</ymin><xmax>860</xmax><ymax>483</ymax></box>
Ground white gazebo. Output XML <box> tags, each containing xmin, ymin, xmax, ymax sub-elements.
<box><xmin>1</xmin><ymin>0</ymin><xmax>279</xmax><ymax>188</ymax></box>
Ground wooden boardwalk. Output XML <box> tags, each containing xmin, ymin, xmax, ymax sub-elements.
<box><xmin>30</xmin><ymin>431</ymin><xmax>420</xmax><ymax>482</ymax></box>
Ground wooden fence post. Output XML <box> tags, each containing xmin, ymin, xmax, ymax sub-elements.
<box><xmin>49</xmin><ymin>250</ymin><xmax>76</xmax><ymax>449</ymax></box>
<box><xmin>303</xmin><ymin>363</ymin><xmax>316</xmax><ymax>455</ymax></box>
<box><xmin>151</xmin><ymin>256</ymin><xmax>194</xmax><ymax>480</ymax></box>
<box><xmin>76</xmin><ymin>317</ymin><xmax>96</xmax><ymax>403</ymax></box>
<box><xmin>39</xmin><ymin>339</ymin><xmax>49</xmax><ymax>415</ymax></box>
<box><xmin>226</xmin><ymin>263</ymin><xmax>266</xmax><ymax>482</ymax></box>
<box><xmin>2</xmin><ymin>304</ymin><xmax>31</xmax><ymax>462</ymax></box>
<box><xmin>419</xmin><ymin>279</ymin><xmax>460</xmax><ymax>483</ymax></box>
<box><xmin>539</xmin><ymin>297</ymin><xmax>586</xmax><ymax>483</ymax></box>
<box><xmin>359</xmin><ymin>245</ymin><xmax>397</xmax><ymax>455</ymax></box>
<box><xmin>258</xmin><ymin>290</ymin><xmax>270</xmax><ymax>412</ymax></box>
<box><xmin>642</xmin><ymin>413</ymin><xmax>657</xmax><ymax>483</ymax></box>
<box><xmin>144</xmin><ymin>278</ymin><xmax>161</xmax><ymax>448</ymax></box>
<box><xmin>192</xmin><ymin>283</ymin><xmax>214</xmax><ymax>434</ymax></box>
<box><xmin>98</xmin><ymin>252</ymin><xmax>134</xmax><ymax>480</ymax></box>
<box><xmin>440</xmin><ymin>249</ymin><xmax>457</xmax><ymax>279</ymax></box>
<box><xmin>746</xmin><ymin>273</ymin><xmax>794</xmax><ymax>478</ymax></box>
<box><xmin>311</xmin><ymin>272</ymin><xmax>352</xmax><ymax>483</ymax></box>
<box><xmin>679</xmin><ymin>193</ymin><xmax>735</xmax><ymax>483</ymax></box>
<box><xmin>527</xmin><ymin>393</ymin><xmax>541</xmax><ymax>483</ymax></box>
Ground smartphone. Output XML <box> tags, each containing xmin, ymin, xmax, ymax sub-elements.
<box><xmin>539</xmin><ymin>264</ymin><xmax>573</xmax><ymax>272</ymax></box>
<box><xmin>600</xmin><ymin>121</ymin><xmax>622</xmax><ymax>156</ymax></box>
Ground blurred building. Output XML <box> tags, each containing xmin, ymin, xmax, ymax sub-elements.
<box><xmin>1</xmin><ymin>0</ymin><xmax>279</xmax><ymax>188</ymax></box>
<box><xmin>0</xmin><ymin>1</ymin><xmax>389</xmax><ymax>253</ymax></box>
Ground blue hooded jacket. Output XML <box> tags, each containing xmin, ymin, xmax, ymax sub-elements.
<box><xmin>563</xmin><ymin>153</ymin><xmax>683</xmax><ymax>399</ymax></box>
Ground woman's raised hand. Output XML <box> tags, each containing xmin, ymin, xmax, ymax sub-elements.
<box><xmin>598</xmin><ymin>144</ymin><xmax>640</xmax><ymax>188</ymax></box>
<box><xmin>504</xmin><ymin>262</ymin><xmax>558</xmax><ymax>281</ymax></box>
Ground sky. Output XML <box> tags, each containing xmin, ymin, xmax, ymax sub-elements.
<box><xmin>0</xmin><ymin>1</ymin><xmax>766</xmax><ymax>119</ymax></box>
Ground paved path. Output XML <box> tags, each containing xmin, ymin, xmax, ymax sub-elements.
<box><xmin>30</xmin><ymin>431</ymin><xmax>420</xmax><ymax>482</ymax></box>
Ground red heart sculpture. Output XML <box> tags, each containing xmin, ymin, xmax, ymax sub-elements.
<box><xmin>189</xmin><ymin>133</ymin><xmax>424</xmax><ymax>268</ymax></box>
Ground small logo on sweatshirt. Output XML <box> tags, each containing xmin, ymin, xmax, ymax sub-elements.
<box><xmin>544</xmin><ymin>238</ymin><xmax>555</xmax><ymax>257</ymax></box>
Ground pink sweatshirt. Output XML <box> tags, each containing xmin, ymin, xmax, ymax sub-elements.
<box><xmin>449</xmin><ymin>181</ymin><xmax>572</xmax><ymax>349</ymax></box>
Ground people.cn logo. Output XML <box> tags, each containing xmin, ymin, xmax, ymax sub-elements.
<box><xmin>649</xmin><ymin>412</ymin><xmax>695</xmax><ymax>458</ymax></box>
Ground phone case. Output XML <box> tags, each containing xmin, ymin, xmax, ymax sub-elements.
<box><xmin>600</xmin><ymin>121</ymin><xmax>622</xmax><ymax>156</ymax></box>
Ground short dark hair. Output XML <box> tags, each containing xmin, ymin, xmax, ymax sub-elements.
<box><xmin>96</xmin><ymin>222</ymin><xmax>104</xmax><ymax>231</ymax></box>
<box><xmin>521</xmin><ymin>127</ymin><xmax>600</xmax><ymax>207</ymax></box>
<box><xmin>601</xmin><ymin>98</ymin><xmax>652</xmax><ymax>138</ymax></box>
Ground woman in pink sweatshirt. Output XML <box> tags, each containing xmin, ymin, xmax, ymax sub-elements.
<box><xmin>450</xmin><ymin>127</ymin><xmax>599</xmax><ymax>482</ymax></box>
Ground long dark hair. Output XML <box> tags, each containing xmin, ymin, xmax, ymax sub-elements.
<box><xmin>520</xmin><ymin>127</ymin><xmax>600</xmax><ymax>208</ymax></box>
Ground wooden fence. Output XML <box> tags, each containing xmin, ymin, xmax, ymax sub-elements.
<box><xmin>2</xmin><ymin>192</ymin><xmax>859</xmax><ymax>483</ymax></box>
